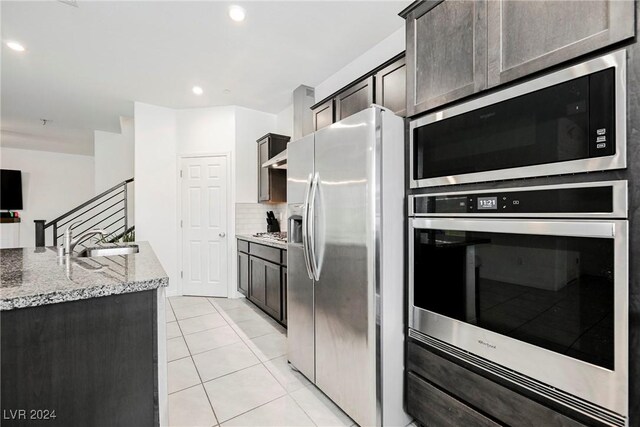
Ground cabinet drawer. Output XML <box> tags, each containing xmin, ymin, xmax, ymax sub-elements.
<box><xmin>249</xmin><ymin>243</ymin><xmax>281</xmax><ymax>264</ymax></box>
<box><xmin>238</xmin><ymin>239</ymin><xmax>249</xmax><ymax>253</ymax></box>
<box><xmin>407</xmin><ymin>340</ymin><xmax>586</xmax><ymax>427</ymax></box>
<box><xmin>407</xmin><ymin>371</ymin><xmax>499</xmax><ymax>427</ymax></box>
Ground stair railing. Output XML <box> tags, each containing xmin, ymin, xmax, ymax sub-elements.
<box><xmin>35</xmin><ymin>178</ymin><xmax>134</xmax><ymax>247</ymax></box>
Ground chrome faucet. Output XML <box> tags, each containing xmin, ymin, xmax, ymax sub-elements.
<box><xmin>62</xmin><ymin>221</ymin><xmax>105</xmax><ymax>256</ymax></box>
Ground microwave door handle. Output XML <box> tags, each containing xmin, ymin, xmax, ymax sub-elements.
<box><xmin>308</xmin><ymin>172</ymin><xmax>320</xmax><ymax>281</ymax></box>
<box><xmin>410</xmin><ymin>218</ymin><xmax>616</xmax><ymax>239</ymax></box>
<box><xmin>301</xmin><ymin>173</ymin><xmax>314</xmax><ymax>280</ymax></box>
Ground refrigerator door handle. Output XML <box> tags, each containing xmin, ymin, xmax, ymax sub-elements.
<box><xmin>301</xmin><ymin>173</ymin><xmax>314</xmax><ymax>280</ymax></box>
<box><xmin>308</xmin><ymin>172</ymin><xmax>320</xmax><ymax>281</ymax></box>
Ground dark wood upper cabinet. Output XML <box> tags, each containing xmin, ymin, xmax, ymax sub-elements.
<box><xmin>375</xmin><ymin>56</ymin><xmax>407</xmax><ymax>117</ymax></box>
<box><xmin>258</xmin><ymin>141</ymin><xmax>270</xmax><ymax>200</ymax></box>
<box><xmin>486</xmin><ymin>0</ymin><xmax>635</xmax><ymax>87</ymax></box>
<box><xmin>310</xmin><ymin>52</ymin><xmax>406</xmax><ymax>129</ymax></box>
<box><xmin>404</xmin><ymin>0</ymin><xmax>488</xmax><ymax>117</ymax></box>
<box><xmin>335</xmin><ymin>76</ymin><xmax>374</xmax><ymax>122</ymax></box>
<box><xmin>257</xmin><ymin>133</ymin><xmax>289</xmax><ymax>203</ymax></box>
<box><xmin>401</xmin><ymin>0</ymin><xmax>635</xmax><ymax>117</ymax></box>
<box><xmin>312</xmin><ymin>100</ymin><xmax>334</xmax><ymax>131</ymax></box>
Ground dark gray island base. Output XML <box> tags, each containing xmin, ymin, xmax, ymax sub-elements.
<box><xmin>0</xmin><ymin>242</ymin><xmax>169</xmax><ymax>427</ymax></box>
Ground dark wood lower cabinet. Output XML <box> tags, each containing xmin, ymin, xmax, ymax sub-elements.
<box><xmin>407</xmin><ymin>339</ymin><xmax>589</xmax><ymax>427</ymax></box>
<box><xmin>237</xmin><ymin>239</ymin><xmax>287</xmax><ymax>327</ymax></box>
<box><xmin>238</xmin><ymin>252</ymin><xmax>249</xmax><ymax>296</ymax></box>
<box><xmin>281</xmin><ymin>267</ymin><xmax>287</xmax><ymax>324</ymax></box>
<box><xmin>407</xmin><ymin>372</ymin><xmax>499</xmax><ymax>427</ymax></box>
<box><xmin>249</xmin><ymin>257</ymin><xmax>267</xmax><ymax>305</ymax></box>
<box><xmin>264</xmin><ymin>261</ymin><xmax>281</xmax><ymax>318</ymax></box>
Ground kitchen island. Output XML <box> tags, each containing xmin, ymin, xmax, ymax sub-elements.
<box><xmin>0</xmin><ymin>242</ymin><xmax>169</xmax><ymax>427</ymax></box>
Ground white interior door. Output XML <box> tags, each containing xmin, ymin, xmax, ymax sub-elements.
<box><xmin>181</xmin><ymin>155</ymin><xmax>228</xmax><ymax>297</ymax></box>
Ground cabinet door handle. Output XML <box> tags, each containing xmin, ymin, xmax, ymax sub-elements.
<box><xmin>219</xmin><ymin>232</ymin><xmax>226</xmax><ymax>237</ymax></box>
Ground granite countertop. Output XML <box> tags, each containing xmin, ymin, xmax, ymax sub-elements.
<box><xmin>0</xmin><ymin>241</ymin><xmax>168</xmax><ymax>311</ymax></box>
<box><xmin>236</xmin><ymin>234</ymin><xmax>287</xmax><ymax>250</ymax></box>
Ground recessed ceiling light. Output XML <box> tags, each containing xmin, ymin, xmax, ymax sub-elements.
<box><xmin>6</xmin><ymin>41</ymin><xmax>25</xmax><ymax>52</ymax></box>
<box><xmin>229</xmin><ymin>5</ymin><xmax>246</xmax><ymax>22</ymax></box>
<box><xmin>192</xmin><ymin>86</ymin><xmax>204</xmax><ymax>95</ymax></box>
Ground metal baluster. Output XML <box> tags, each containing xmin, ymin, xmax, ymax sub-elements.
<box><xmin>123</xmin><ymin>183</ymin><xmax>128</xmax><ymax>242</ymax></box>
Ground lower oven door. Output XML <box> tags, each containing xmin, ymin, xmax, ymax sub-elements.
<box><xmin>409</xmin><ymin>217</ymin><xmax>628</xmax><ymax>422</ymax></box>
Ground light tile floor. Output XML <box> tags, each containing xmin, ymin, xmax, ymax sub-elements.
<box><xmin>166</xmin><ymin>296</ymin><xmax>357</xmax><ymax>427</ymax></box>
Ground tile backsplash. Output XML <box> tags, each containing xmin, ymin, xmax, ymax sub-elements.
<box><xmin>235</xmin><ymin>203</ymin><xmax>287</xmax><ymax>235</ymax></box>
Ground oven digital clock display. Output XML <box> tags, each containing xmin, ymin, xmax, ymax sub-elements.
<box><xmin>478</xmin><ymin>196</ymin><xmax>498</xmax><ymax>210</ymax></box>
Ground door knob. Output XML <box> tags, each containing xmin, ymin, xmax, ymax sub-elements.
<box><xmin>219</xmin><ymin>232</ymin><xmax>226</xmax><ymax>238</ymax></box>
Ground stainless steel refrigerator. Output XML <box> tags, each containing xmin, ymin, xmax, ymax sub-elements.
<box><xmin>287</xmin><ymin>106</ymin><xmax>408</xmax><ymax>427</ymax></box>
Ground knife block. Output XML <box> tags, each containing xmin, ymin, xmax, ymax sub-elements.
<box><xmin>267</xmin><ymin>219</ymin><xmax>280</xmax><ymax>232</ymax></box>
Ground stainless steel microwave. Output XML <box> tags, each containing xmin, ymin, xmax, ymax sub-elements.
<box><xmin>410</xmin><ymin>50</ymin><xmax>627</xmax><ymax>188</ymax></box>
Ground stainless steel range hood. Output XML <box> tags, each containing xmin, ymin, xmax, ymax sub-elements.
<box><xmin>262</xmin><ymin>84</ymin><xmax>315</xmax><ymax>170</ymax></box>
<box><xmin>262</xmin><ymin>149</ymin><xmax>287</xmax><ymax>169</ymax></box>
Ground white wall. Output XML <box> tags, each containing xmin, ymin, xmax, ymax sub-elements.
<box><xmin>175</xmin><ymin>106</ymin><xmax>237</xmax><ymax>297</ymax></box>
<box><xmin>94</xmin><ymin>116</ymin><xmax>135</xmax><ymax>228</ymax></box>
<box><xmin>176</xmin><ymin>107</ymin><xmax>235</xmax><ymax>155</ymax></box>
<box><xmin>272</xmin><ymin>26</ymin><xmax>404</xmax><ymax>140</ymax></box>
<box><xmin>275</xmin><ymin>104</ymin><xmax>294</xmax><ymax>137</ymax></box>
<box><xmin>235</xmin><ymin>106</ymin><xmax>277</xmax><ymax>202</ymax></box>
<box><xmin>94</xmin><ymin>116</ymin><xmax>134</xmax><ymax>192</ymax></box>
<box><xmin>232</xmin><ymin>107</ymin><xmax>278</xmax><ymax>300</ymax></box>
<box><xmin>134</xmin><ymin>102</ymin><xmax>179</xmax><ymax>295</ymax></box>
<box><xmin>135</xmin><ymin>103</ymin><xmax>277</xmax><ymax>297</ymax></box>
<box><xmin>314</xmin><ymin>26</ymin><xmax>405</xmax><ymax>102</ymax></box>
<box><xmin>0</xmin><ymin>147</ymin><xmax>95</xmax><ymax>247</ymax></box>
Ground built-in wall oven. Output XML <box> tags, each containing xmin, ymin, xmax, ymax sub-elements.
<box><xmin>410</xmin><ymin>50</ymin><xmax>626</xmax><ymax>188</ymax></box>
<box><xmin>408</xmin><ymin>181</ymin><xmax>628</xmax><ymax>426</ymax></box>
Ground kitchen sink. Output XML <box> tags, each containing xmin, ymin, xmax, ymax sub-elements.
<box><xmin>76</xmin><ymin>244</ymin><xmax>139</xmax><ymax>258</ymax></box>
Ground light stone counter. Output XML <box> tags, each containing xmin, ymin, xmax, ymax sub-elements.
<box><xmin>0</xmin><ymin>241</ymin><xmax>169</xmax><ymax>311</ymax></box>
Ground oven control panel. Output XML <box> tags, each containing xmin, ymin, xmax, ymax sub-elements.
<box><xmin>413</xmin><ymin>185</ymin><xmax>616</xmax><ymax>215</ymax></box>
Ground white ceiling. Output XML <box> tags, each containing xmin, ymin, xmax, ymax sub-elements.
<box><xmin>1</xmin><ymin>1</ymin><xmax>406</xmax><ymax>155</ymax></box>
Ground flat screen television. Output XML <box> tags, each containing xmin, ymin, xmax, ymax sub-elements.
<box><xmin>1</xmin><ymin>169</ymin><xmax>24</xmax><ymax>210</ymax></box>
